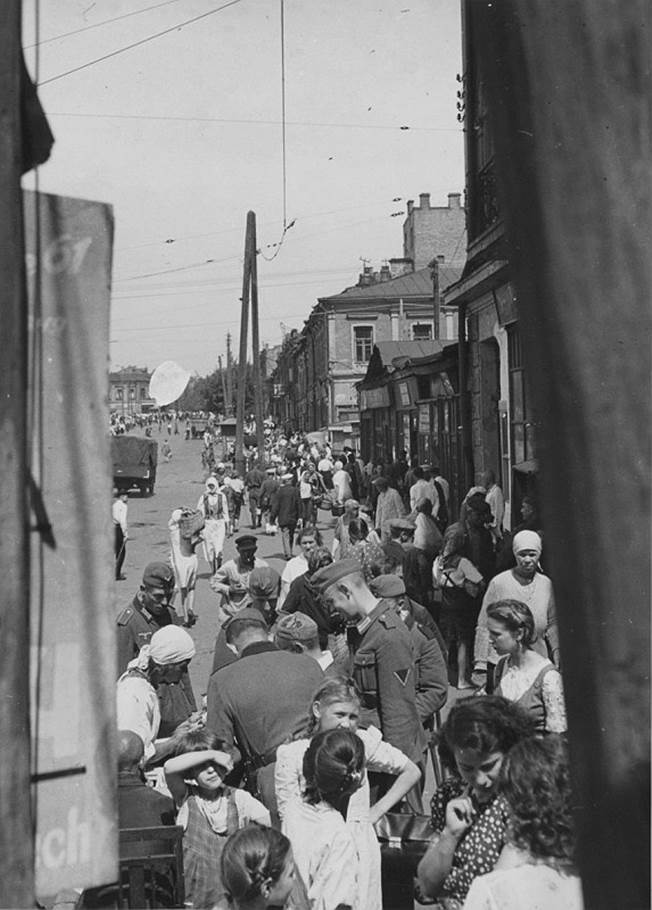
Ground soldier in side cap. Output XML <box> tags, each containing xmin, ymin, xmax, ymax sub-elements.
<box><xmin>117</xmin><ymin>561</ymin><xmax>181</xmax><ymax>676</ymax></box>
<box><xmin>116</xmin><ymin>562</ymin><xmax>197</xmax><ymax>734</ymax></box>
<box><xmin>312</xmin><ymin>560</ymin><xmax>427</xmax><ymax>798</ymax></box>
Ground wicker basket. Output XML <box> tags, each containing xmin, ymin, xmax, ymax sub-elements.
<box><xmin>179</xmin><ymin>509</ymin><xmax>205</xmax><ymax>539</ymax></box>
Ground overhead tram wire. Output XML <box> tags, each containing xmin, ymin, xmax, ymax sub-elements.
<box><xmin>114</xmin><ymin>196</ymin><xmax>407</xmax><ymax>253</ymax></box>
<box><xmin>24</xmin><ymin>0</ymin><xmax>189</xmax><ymax>49</ymax></box>
<box><xmin>38</xmin><ymin>0</ymin><xmax>243</xmax><ymax>86</ymax></box>
<box><xmin>47</xmin><ymin>111</ymin><xmax>463</xmax><ymax>133</ymax></box>
<box><xmin>258</xmin><ymin>0</ymin><xmax>292</xmax><ymax>263</ymax></box>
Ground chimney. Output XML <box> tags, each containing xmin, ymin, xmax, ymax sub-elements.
<box><xmin>448</xmin><ymin>192</ymin><xmax>462</xmax><ymax>209</ymax></box>
<box><xmin>389</xmin><ymin>257</ymin><xmax>414</xmax><ymax>278</ymax></box>
<box><xmin>358</xmin><ymin>265</ymin><xmax>374</xmax><ymax>286</ymax></box>
<box><xmin>406</xmin><ymin>199</ymin><xmax>414</xmax><ymax>215</ymax></box>
<box><xmin>379</xmin><ymin>263</ymin><xmax>391</xmax><ymax>282</ymax></box>
<box><xmin>419</xmin><ymin>192</ymin><xmax>431</xmax><ymax>209</ymax></box>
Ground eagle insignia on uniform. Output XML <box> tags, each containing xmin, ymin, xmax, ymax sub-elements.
<box><xmin>393</xmin><ymin>668</ymin><xmax>411</xmax><ymax>686</ymax></box>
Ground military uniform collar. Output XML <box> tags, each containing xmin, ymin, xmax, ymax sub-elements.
<box><xmin>355</xmin><ymin>598</ymin><xmax>384</xmax><ymax>634</ymax></box>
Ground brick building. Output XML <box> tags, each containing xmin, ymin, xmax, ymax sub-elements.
<box><xmin>403</xmin><ymin>192</ymin><xmax>466</xmax><ymax>269</ymax></box>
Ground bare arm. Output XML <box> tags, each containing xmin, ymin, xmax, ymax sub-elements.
<box><xmin>417</xmin><ymin>795</ymin><xmax>475</xmax><ymax>898</ymax></box>
<box><xmin>368</xmin><ymin>759</ymin><xmax>420</xmax><ymax>826</ymax></box>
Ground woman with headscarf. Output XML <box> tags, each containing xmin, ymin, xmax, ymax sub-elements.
<box><xmin>474</xmin><ymin>531</ymin><xmax>559</xmax><ymax>693</ymax></box>
<box><xmin>116</xmin><ymin>625</ymin><xmax>198</xmax><ymax>762</ymax></box>
<box><xmin>197</xmin><ymin>476</ymin><xmax>230</xmax><ymax>573</ymax></box>
<box><xmin>433</xmin><ymin>524</ymin><xmax>486</xmax><ymax>690</ymax></box>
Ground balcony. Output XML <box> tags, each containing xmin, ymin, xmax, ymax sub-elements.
<box><xmin>470</xmin><ymin>159</ymin><xmax>500</xmax><ymax>239</ymax></box>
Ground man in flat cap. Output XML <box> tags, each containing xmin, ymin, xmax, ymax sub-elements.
<box><xmin>210</xmin><ymin>534</ymin><xmax>269</xmax><ymax>624</ymax></box>
<box><xmin>312</xmin><ymin>560</ymin><xmax>426</xmax><ymax>780</ymax></box>
<box><xmin>117</xmin><ymin>562</ymin><xmax>181</xmax><ymax>676</ymax></box>
<box><xmin>206</xmin><ymin>608</ymin><xmax>323</xmax><ymax>823</ymax></box>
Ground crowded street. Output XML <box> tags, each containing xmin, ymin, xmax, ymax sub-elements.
<box><xmin>3</xmin><ymin>1</ymin><xmax>648</xmax><ymax>909</ymax></box>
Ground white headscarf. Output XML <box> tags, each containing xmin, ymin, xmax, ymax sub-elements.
<box><xmin>128</xmin><ymin>626</ymin><xmax>196</xmax><ymax>671</ymax></box>
<box><xmin>512</xmin><ymin>530</ymin><xmax>543</xmax><ymax>557</ymax></box>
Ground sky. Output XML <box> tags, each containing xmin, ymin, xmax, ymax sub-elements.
<box><xmin>23</xmin><ymin>0</ymin><xmax>464</xmax><ymax>376</ymax></box>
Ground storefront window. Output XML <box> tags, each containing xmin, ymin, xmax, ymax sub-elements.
<box><xmin>508</xmin><ymin>325</ymin><xmax>535</xmax><ymax>464</ymax></box>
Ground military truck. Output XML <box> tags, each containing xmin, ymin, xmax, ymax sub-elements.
<box><xmin>111</xmin><ymin>435</ymin><xmax>158</xmax><ymax>496</ymax></box>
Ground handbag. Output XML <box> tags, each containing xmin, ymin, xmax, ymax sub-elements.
<box><xmin>179</xmin><ymin>508</ymin><xmax>205</xmax><ymax>540</ymax></box>
<box><xmin>375</xmin><ymin>812</ymin><xmax>435</xmax><ymax>859</ymax></box>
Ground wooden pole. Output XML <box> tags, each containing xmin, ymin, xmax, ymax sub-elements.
<box><xmin>235</xmin><ymin>213</ymin><xmax>254</xmax><ymax>476</ymax></box>
<box><xmin>218</xmin><ymin>355</ymin><xmax>228</xmax><ymax>414</ymax></box>
<box><xmin>0</xmin><ymin>2</ymin><xmax>35</xmax><ymax>905</ymax></box>
<box><xmin>432</xmin><ymin>258</ymin><xmax>440</xmax><ymax>341</ymax></box>
<box><xmin>249</xmin><ymin>214</ymin><xmax>266</xmax><ymax>462</ymax></box>
<box><xmin>225</xmin><ymin>333</ymin><xmax>234</xmax><ymax>417</ymax></box>
<box><xmin>477</xmin><ymin>3</ymin><xmax>650</xmax><ymax>906</ymax></box>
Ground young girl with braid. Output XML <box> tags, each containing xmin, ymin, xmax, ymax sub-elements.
<box><xmin>219</xmin><ymin>825</ymin><xmax>303</xmax><ymax>910</ymax></box>
<box><xmin>281</xmin><ymin>728</ymin><xmax>365</xmax><ymax>910</ymax></box>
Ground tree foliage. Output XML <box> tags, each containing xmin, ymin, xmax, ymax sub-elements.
<box><xmin>175</xmin><ymin>364</ymin><xmax>257</xmax><ymax>413</ymax></box>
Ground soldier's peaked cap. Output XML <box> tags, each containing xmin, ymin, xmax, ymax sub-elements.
<box><xmin>312</xmin><ymin>559</ymin><xmax>363</xmax><ymax>593</ymax></box>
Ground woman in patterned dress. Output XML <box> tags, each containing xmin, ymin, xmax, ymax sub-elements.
<box><xmin>417</xmin><ymin>696</ymin><xmax>534</xmax><ymax>909</ymax></box>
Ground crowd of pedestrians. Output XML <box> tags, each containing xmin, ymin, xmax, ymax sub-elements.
<box><xmin>108</xmin><ymin>421</ymin><xmax>580</xmax><ymax>910</ymax></box>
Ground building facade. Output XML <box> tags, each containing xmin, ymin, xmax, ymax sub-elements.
<box><xmin>358</xmin><ymin>340</ymin><xmax>461</xmax><ymax>516</ymax></box>
<box><xmin>441</xmin><ymin>0</ymin><xmax>538</xmax><ymax>527</ymax></box>
<box><xmin>108</xmin><ymin>367</ymin><xmax>156</xmax><ymax>416</ymax></box>
<box><xmin>270</xmin><ymin>262</ymin><xmax>461</xmax><ymax>440</ymax></box>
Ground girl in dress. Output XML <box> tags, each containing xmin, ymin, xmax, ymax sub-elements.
<box><xmin>485</xmin><ymin>599</ymin><xmax>566</xmax><ymax>733</ymax></box>
<box><xmin>275</xmin><ymin>678</ymin><xmax>421</xmax><ymax>910</ymax></box>
<box><xmin>282</xmin><ymin>729</ymin><xmax>364</xmax><ymax>910</ymax></box>
<box><xmin>164</xmin><ymin>730</ymin><xmax>270</xmax><ymax>909</ymax></box>
<box><xmin>219</xmin><ymin>825</ymin><xmax>303</xmax><ymax>910</ymax></box>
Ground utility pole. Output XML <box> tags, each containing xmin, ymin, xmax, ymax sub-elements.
<box><xmin>218</xmin><ymin>355</ymin><xmax>228</xmax><ymax>414</ymax></box>
<box><xmin>0</xmin><ymin>3</ymin><xmax>36</xmax><ymax>904</ymax></box>
<box><xmin>225</xmin><ymin>332</ymin><xmax>234</xmax><ymax>417</ymax></box>
<box><xmin>432</xmin><ymin>257</ymin><xmax>440</xmax><ymax>341</ymax></box>
<box><xmin>235</xmin><ymin>211</ymin><xmax>265</xmax><ymax>476</ymax></box>
<box><xmin>249</xmin><ymin>217</ymin><xmax>266</xmax><ymax>459</ymax></box>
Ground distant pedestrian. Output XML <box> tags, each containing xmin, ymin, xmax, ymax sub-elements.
<box><xmin>168</xmin><ymin>509</ymin><xmax>200</xmax><ymax>627</ymax></box>
<box><xmin>270</xmin><ymin>473</ymin><xmax>301</xmax><ymax>559</ymax></box>
<box><xmin>112</xmin><ymin>488</ymin><xmax>129</xmax><ymax>581</ymax></box>
<box><xmin>198</xmin><ymin>476</ymin><xmax>230</xmax><ymax>573</ymax></box>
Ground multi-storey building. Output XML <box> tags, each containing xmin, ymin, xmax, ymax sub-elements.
<box><xmin>269</xmin><ymin>191</ymin><xmax>464</xmax><ymax>443</ymax></box>
<box><xmin>108</xmin><ymin>366</ymin><xmax>156</xmax><ymax>416</ymax></box>
<box><xmin>271</xmin><ymin>260</ymin><xmax>461</xmax><ymax>442</ymax></box>
<box><xmin>442</xmin><ymin>1</ymin><xmax>537</xmax><ymax>526</ymax></box>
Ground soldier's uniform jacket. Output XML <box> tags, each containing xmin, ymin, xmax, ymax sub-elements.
<box><xmin>117</xmin><ymin>597</ymin><xmax>196</xmax><ymax>737</ymax></box>
<box><xmin>400</xmin><ymin>610</ymin><xmax>448</xmax><ymax>723</ymax></box>
<box><xmin>352</xmin><ymin>598</ymin><xmax>427</xmax><ymax>763</ymax></box>
<box><xmin>116</xmin><ymin>596</ymin><xmax>180</xmax><ymax>676</ymax></box>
